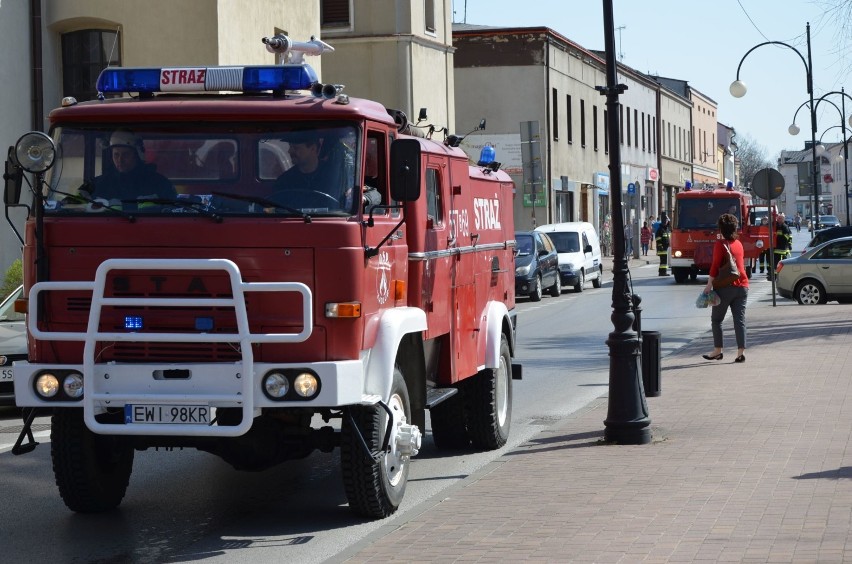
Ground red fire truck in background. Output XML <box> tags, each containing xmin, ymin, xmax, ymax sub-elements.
<box><xmin>670</xmin><ymin>183</ymin><xmax>772</xmax><ymax>283</ymax></box>
<box><xmin>3</xmin><ymin>36</ymin><xmax>520</xmax><ymax>519</ymax></box>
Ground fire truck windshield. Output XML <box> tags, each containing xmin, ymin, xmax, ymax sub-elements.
<box><xmin>676</xmin><ymin>197</ymin><xmax>742</xmax><ymax>230</ymax></box>
<box><xmin>42</xmin><ymin>123</ymin><xmax>361</xmax><ymax>217</ymax></box>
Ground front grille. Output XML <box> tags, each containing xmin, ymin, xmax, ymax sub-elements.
<box><xmin>107</xmin><ymin>341</ymin><xmax>242</xmax><ymax>362</ymax></box>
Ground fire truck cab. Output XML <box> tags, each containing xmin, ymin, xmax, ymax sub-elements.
<box><xmin>3</xmin><ymin>36</ymin><xmax>520</xmax><ymax>519</ymax></box>
<box><xmin>670</xmin><ymin>183</ymin><xmax>771</xmax><ymax>283</ymax></box>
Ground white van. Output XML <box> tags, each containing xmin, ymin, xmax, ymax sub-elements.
<box><xmin>535</xmin><ymin>222</ymin><xmax>603</xmax><ymax>292</ymax></box>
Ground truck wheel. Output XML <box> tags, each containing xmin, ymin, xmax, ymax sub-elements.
<box><xmin>529</xmin><ymin>275</ymin><xmax>543</xmax><ymax>301</ymax></box>
<box><xmin>592</xmin><ymin>266</ymin><xmax>603</xmax><ymax>288</ymax></box>
<box><xmin>466</xmin><ymin>335</ymin><xmax>512</xmax><ymax>450</ymax></box>
<box><xmin>574</xmin><ymin>271</ymin><xmax>585</xmax><ymax>293</ymax></box>
<box><xmin>51</xmin><ymin>409</ymin><xmax>134</xmax><ymax>513</ymax></box>
<box><xmin>673</xmin><ymin>268</ymin><xmax>688</xmax><ymax>283</ymax></box>
<box><xmin>430</xmin><ymin>391</ymin><xmax>471</xmax><ymax>450</ymax></box>
<box><xmin>341</xmin><ymin>367</ymin><xmax>416</xmax><ymax>518</ymax></box>
<box><xmin>548</xmin><ymin>274</ymin><xmax>562</xmax><ymax>297</ymax></box>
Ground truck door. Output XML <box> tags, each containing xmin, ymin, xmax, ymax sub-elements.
<box><xmin>449</xmin><ymin>158</ymin><xmax>478</xmax><ymax>380</ymax></box>
<box><xmin>422</xmin><ymin>160</ymin><xmax>452</xmax><ymax>339</ymax></box>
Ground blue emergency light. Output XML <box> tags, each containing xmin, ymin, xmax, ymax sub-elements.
<box><xmin>96</xmin><ymin>64</ymin><xmax>319</xmax><ymax>95</ymax></box>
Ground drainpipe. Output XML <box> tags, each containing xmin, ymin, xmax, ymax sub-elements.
<box><xmin>544</xmin><ymin>37</ymin><xmax>551</xmax><ymax>225</ymax></box>
<box><xmin>655</xmin><ymin>86</ymin><xmax>663</xmax><ymax>217</ymax></box>
<box><xmin>30</xmin><ymin>0</ymin><xmax>44</xmax><ymax>132</ymax></box>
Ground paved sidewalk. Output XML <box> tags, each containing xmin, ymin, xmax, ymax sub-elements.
<box><xmin>339</xmin><ymin>301</ymin><xmax>852</xmax><ymax>563</ymax></box>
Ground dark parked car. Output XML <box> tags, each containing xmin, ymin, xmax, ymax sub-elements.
<box><xmin>802</xmin><ymin>225</ymin><xmax>852</xmax><ymax>254</ymax></box>
<box><xmin>819</xmin><ymin>215</ymin><xmax>841</xmax><ymax>228</ymax></box>
<box><xmin>514</xmin><ymin>231</ymin><xmax>560</xmax><ymax>301</ymax></box>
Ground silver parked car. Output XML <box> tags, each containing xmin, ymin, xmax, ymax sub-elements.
<box><xmin>776</xmin><ymin>237</ymin><xmax>852</xmax><ymax>305</ymax></box>
<box><xmin>0</xmin><ymin>286</ymin><xmax>26</xmax><ymax>405</ymax></box>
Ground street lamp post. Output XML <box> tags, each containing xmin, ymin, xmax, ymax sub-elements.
<box><xmin>730</xmin><ymin>22</ymin><xmax>818</xmax><ymax>234</ymax></box>
<box><xmin>790</xmin><ymin>89</ymin><xmax>852</xmax><ymax>225</ymax></box>
<box><xmin>599</xmin><ymin>0</ymin><xmax>650</xmax><ymax>445</ymax></box>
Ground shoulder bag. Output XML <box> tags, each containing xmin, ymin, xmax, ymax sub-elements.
<box><xmin>712</xmin><ymin>243</ymin><xmax>740</xmax><ymax>289</ymax></box>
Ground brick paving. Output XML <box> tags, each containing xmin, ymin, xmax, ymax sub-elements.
<box><xmin>338</xmin><ymin>299</ymin><xmax>852</xmax><ymax>563</ymax></box>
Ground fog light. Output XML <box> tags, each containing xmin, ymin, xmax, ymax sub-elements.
<box><xmin>35</xmin><ymin>373</ymin><xmax>60</xmax><ymax>398</ymax></box>
<box><xmin>63</xmin><ymin>373</ymin><xmax>84</xmax><ymax>399</ymax></box>
<box><xmin>263</xmin><ymin>372</ymin><xmax>289</xmax><ymax>399</ymax></box>
<box><xmin>293</xmin><ymin>373</ymin><xmax>318</xmax><ymax>398</ymax></box>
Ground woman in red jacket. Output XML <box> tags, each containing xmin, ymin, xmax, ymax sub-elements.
<box><xmin>702</xmin><ymin>213</ymin><xmax>749</xmax><ymax>363</ymax></box>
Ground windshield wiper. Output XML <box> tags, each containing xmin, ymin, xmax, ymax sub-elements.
<box><xmin>211</xmin><ymin>191</ymin><xmax>312</xmax><ymax>223</ymax></box>
<box><xmin>125</xmin><ymin>197</ymin><xmax>223</xmax><ymax>223</ymax></box>
<box><xmin>48</xmin><ymin>187</ymin><xmax>136</xmax><ymax>222</ymax></box>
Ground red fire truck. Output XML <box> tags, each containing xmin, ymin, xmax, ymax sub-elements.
<box><xmin>3</xmin><ymin>36</ymin><xmax>520</xmax><ymax>519</ymax></box>
<box><xmin>669</xmin><ymin>183</ymin><xmax>772</xmax><ymax>283</ymax></box>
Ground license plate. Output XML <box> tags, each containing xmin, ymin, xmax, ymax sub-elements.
<box><xmin>124</xmin><ymin>404</ymin><xmax>211</xmax><ymax>425</ymax></box>
<box><xmin>1</xmin><ymin>368</ymin><xmax>12</xmax><ymax>381</ymax></box>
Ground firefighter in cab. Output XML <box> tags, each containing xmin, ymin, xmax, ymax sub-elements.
<box><xmin>655</xmin><ymin>212</ymin><xmax>671</xmax><ymax>276</ymax></box>
<box><xmin>769</xmin><ymin>212</ymin><xmax>793</xmax><ymax>280</ymax></box>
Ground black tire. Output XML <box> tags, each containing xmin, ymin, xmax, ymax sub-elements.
<box><xmin>51</xmin><ymin>409</ymin><xmax>134</xmax><ymax>513</ymax></box>
<box><xmin>430</xmin><ymin>391</ymin><xmax>471</xmax><ymax>450</ymax></box>
<box><xmin>673</xmin><ymin>268</ymin><xmax>688</xmax><ymax>283</ymax></box>
<box><xmin>341</xmin><ymin>368</ymin><xmax>415</xmax><ymax>518</ymax></box>
<box><xmin>574</xmin><ymin>270</ymin><xmax>585</xmax><ymax>293</ymax></box>
<box><xmin>467</xmin><ymin>335</ymin><xmax>512</xmax><ymax>450</ymax></box>
<box><xmin>592</xmin><ymin>266</ymin><xmax>603</xmax><ymax>288</ymax></box>
<box><xmin>529</xmin><ymin>275</ymin><xmax>543</xmax><ymax>302</ymax></box>
<box><xmin>548</xmin><ymin>273</ymin><xmax>562</xmax><ymax>297</ymax></box>
<box><xmin>795</xmin><ymin>279</ymin><xmax>827</xmax><ymax>305</ymax></box>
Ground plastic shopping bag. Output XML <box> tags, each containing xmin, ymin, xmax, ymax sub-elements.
<box><xmin>695</xmin><ymin>290</ymin><xmax>721</xmax><ymax>309</ymax></box>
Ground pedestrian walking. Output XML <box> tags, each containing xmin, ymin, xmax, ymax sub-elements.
<box><xmin>640</xmin><ymin>221</ymin><xmax>652</xmax><ymax>256</ymax></box>
<box><xmin>794</xmin><ymin>212</ymin><xmax>802</xmax><ymax>233</ymax></box>
<box><xmin>768</xmin><ymin>213</ymin><xmax>792</xmax><ymax>280</ymax></box>
<box><xmin>702</xmin><ymin>213</ymin><xmax>749</xmax><ymax>363</ymax></box>
<box><xmin>655</xmin><ymin>213</ymin><xmax>671</xmax><ymax>276</ymax></box>
<box><xmin>624</xmin><ymin>220</ymin><xmax>634</xmax><ymax>258</ymax></box>
<box><xmin>648</xmin><ymin>215</ymin><xmax>657</xmax><ymax>250</ymax></box>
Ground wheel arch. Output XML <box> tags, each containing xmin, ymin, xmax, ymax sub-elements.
<box><xmin>364</xmin><ymin>307</ymin><xmax>427</xmax><ymax>403</ymax></box>
<box><xmin>480</xmin><ymin>300</ymin><xmax>513</xmax><ymax>368</ymax></box>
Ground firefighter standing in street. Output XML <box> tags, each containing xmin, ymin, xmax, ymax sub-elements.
<box><xmin>757</xmin><ymin>216</ymin><xmax>770</xmax><ymax>273</ymax></box>
<box><xmin>768</xmin><ymin>213</ymin><xmax>793</xmax><ymax>280</ymax></box>
<box><xmin>655</xmin><ymin>213</ymin><xmax>671</xmax><ymax>276</ymax></box>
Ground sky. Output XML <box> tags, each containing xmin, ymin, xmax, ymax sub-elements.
<box><xmin>451</xmin><ymin>0</ymin><xmax>852</xmax><ymax>161</ymax></box>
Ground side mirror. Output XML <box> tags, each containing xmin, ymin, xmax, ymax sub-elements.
<box><xmin>584</xmin><ymin>244</ymin><xmax>593</xmax><ymax>253</ymax></box>
<box><xmin>390</xmin><ymin>138</ymin><xmax>421</xmax><ymax>202</ymax></box>
<box><xmin>3</xmin><ymin>146</ymin><xmax>23</xmax><ymax>205</ymax></box>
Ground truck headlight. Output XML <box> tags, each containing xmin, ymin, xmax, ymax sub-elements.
<box><xmin>673</xmin><ymin>250</ymin><xmax>682</xmax><ymax>258</ymax></box>
<box><xmin>293</xmin><ymin>373</ymin><xmax>319</xmax><ymax>398</ymax></box>
<box><xmin>62</xmin><ymin>373</ymin><xmax>84</xmax><ymax>399</ymax></box>
<box><xmin>263</xmin><ymin>372</ymin><xmax>289</xmax><ymax>399</ymax></box>
<box><xmin>35</xmin><ymin>373</ymin><xmax>60</xmax><ymax>398</ymax></box>
<box><xmin>756</xmin><ymin>240</ymin><xmax>764</xmax><ymax>249</ymax></box>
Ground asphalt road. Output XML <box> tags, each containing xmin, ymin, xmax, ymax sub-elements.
<box><xmin>0</xmin><ymin>228</ymin><xmax>810</xmax><ymax>562</ymax></box>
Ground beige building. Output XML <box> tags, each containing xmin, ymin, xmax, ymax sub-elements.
<box><xmin>452</xmin><ymin>26</ymin><xmax>611</xmax><ymax>233</ymax></box>
<box><xmin>652</xmin><ymin>77</ymin><xmax>693</xmax><ymax>215</ymax></box>
<box><xmin>320</xmin><ymin>0</ymin><xmax>455</xmax><ymax>136</ymax></box>
<box><xmin>690</xmin><ymin>88</ymin><xmax>719</xmax><ymax>188</ymax></box>
<box><xmin>0</xmin><ymin>0</ymin><xmax>450</xmax><ymax>276</ymax></box>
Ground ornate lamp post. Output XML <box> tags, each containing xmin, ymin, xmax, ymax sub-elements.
<box><xmin>599</xmin><ymin>0</ymin><xmax>650</xmax><ymax>445</ymax></box>
<box><xmin>730</xmin><ymin>22</ymin><xmax>818</xmax><ymax>233</ymax></box>
<box><xmin>790</xmin><ymin>88</ymin><xmax>852</xmax><ymax>225</ymax></box>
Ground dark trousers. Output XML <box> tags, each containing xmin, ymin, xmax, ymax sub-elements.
<box><xmin>711</xmin><ymin>285</ymin><xmax>748</xmax><ymax>350</ymax></box>
<box><xmin>658</xmin><ymin>252</ymin><xmax>668</xmax><ymax>274</ymax></box>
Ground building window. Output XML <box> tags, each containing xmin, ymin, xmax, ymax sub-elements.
<box><xmin>321</xmin><ymin>0</ymin><xmax>351</xmax><ymax>28</ymax></box>
<box><xmin>604</xmin><ymin>109</ymin><xmax>609</xmax><ymax>153</ymax></box>
<box><xmin>580</xmin><ymin>99</ymin><xmax>586</xmax><ymax>147</ymax></box>
<box><xmin>61</xmin><ymin>29</ymin><xmax>121</xmax><ymax>101</ymax></box>
<box><xmin>425</xmin><ymin>0</ymin><xmax>436</xmax><ymax>33</ymax></box>
<box><xmin>566</xmin><ymin>95</ymin><xmax>573</xmax><ymax>144</ymax></box>
<box><xmin>641</xmin><ymin>111</ymin><xmax>645</xmax><ymax>151</ymax></box>
<box><xmin>647</xmin><ymin>114</ymin><xmax>652</xmax><ymax>153</ymax></box>
<box><xmin>552</xmin><ymin>88</ymin><xmax>559</xmax><ymax>141</ymax></box>
<box><xmin>619</xmin><ymin>104</ymin><xmax>624</xmax><ymax>144</ymax></box>
<box><xmin>593</xmin><ymin>105</ymin><xmax>599</xmax><ymax>151</ymax></box>
<box><xmin>661</xmin><ymin>120</ymin><xmax>666</xmax><ymax>156</ymax></box>
<box><xmin>634</xmin><ymin>109</ymin><xmax>639</xmax><ymax>148</ymax></box>
<box><xmin>626</xmin><ymin>106</ymin><xmax>631</xmax><ymax>147</ymax></box>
